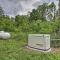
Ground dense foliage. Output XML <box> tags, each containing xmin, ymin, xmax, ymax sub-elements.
<box><xmin>0</xmin><ymin>16</ymin><xmax>16</xmax><ymax>32</ymax></box>
<box><xmin>0</xmin><ymin>3</ymin><xmax>60</xmax><ymax>47</ymax></box>
<box><xmin>0</xmin><ymin>2</ymin><xmax>60</xmax><ymax>39</ymax></box>
<box><xmin>29</xmin><ymin>2</ymin><xmax>56</xmax><ymax>21</ymax></box>
<box><xmin>0</xmin><ymin>15</ymin><xmax>60</xmax><ymax>38</ymax></box>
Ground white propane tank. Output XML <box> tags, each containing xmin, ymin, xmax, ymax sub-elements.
<box><xmin>0</xmin><ymin>31</ymin><xmax>11</xmax><ymax>39</ymax></box>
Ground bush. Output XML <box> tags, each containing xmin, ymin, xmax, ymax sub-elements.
<box><xmin>13</xmin><ymin>32</ymin><xmax>28</xmax><ymax>41</ymax></box>
<box><xmin>0</xmin><ymin>17</ymin><xmax>16</xmax><ymax>32</ymax></box>
<box><xmin>51</xmin><ymin>39</ymin><xmax>60</xmax><ymax>48</ymax></box>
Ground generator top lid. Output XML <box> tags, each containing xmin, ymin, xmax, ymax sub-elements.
<box><xmin>29</xmin><ymin>34</ymin><xmax>50</xmax><ymax>37</ymax></box>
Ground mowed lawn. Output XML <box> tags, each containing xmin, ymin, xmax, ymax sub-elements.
<box><xmin>0</xmin><ymin>33</ymin><xmax>60</xmax><ymax>60</ymax></box>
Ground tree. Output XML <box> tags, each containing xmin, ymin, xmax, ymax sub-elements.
<box><xmin>0</xmin><ymin>16</ymin><xmax>16</xmax><ymax>32</ymax></box>
<box><xmin>0</xmin><ymin>6</ymin><xmax>4</xmax><ymax>16</ymax></box>
<box><xmin>58</xmin><ymin>0</ymin><xmax>60</xmax><ymax>18</ymax></box>
<box><xmin>37</xmin><ymin>3</ymin><xmax>48</xmax><ymax>20</ymax></box>
<box><xmin>29</xmin><ymin>9</ymin><xmax>40</xmax><ymax>21</ymax></box>
<box><xmin>15</xmin><ymin>15</ymin><xmax>28</xmax><ymax>27</ymax></box>
<box><xmin>48</xmin><ymin>2</ymin><xmax>56</xmax><ymax>20</ymax></box>
<box><xmin>29</xmin><ymin>3</ymin><xmax>47</xmax><ymax>22</ymax></box>
<box><xmin>29</xmin><ymin>2</ymin><xmax>56</xmax><ymax>22</ymax></box>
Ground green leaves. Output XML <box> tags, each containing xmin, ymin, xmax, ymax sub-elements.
<box><xmin>0</xmin><ymin>6</ymin><xmax>4</xmax><ymax>16</ymax></box>
<box><xmin>29</xmin><ymin>2</ymin><xmax>56</xmax><ymax>22</ymax></box>
<box><xmin>0</xmin><ymin>16</ymin><xmax>16</xmax><ymax>32</ymax></box>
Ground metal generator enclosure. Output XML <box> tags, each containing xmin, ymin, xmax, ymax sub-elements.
<box><xmin>28</xmin><ymin>34</ymin><xmax>51</xmax><ymax>52</ymax></box>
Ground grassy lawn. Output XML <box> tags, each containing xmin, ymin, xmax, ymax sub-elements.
<box><xmin>0</xmin><ymin>33</ymin><xmax>60</xmax><ymax>60</ymax></box>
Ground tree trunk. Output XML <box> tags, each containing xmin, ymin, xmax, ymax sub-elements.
<box><xmin>58</xmin><ymin>0</ymin><xmax>60</xmax><ymax>18</ymax></box>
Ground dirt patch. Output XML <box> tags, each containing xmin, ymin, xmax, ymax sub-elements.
<box><xmin>51</xmin><ymin>48</ymin><xmax>60</xmax><ymax>53</ymax></box>
<box><xmin>24</xmin><ymin>46</ymin><xmax>60</xmax><ymax>53</ymax></box>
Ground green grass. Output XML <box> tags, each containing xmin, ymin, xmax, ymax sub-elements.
<box><xmin>0</xmin><ymin>33</ymin><xmax>60</xmax><ymax>60</ymax></box>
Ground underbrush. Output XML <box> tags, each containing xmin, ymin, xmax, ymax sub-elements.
<box><xmin>0</xmin><ymin>32</ymin><xmax>60</xmax><ymax>60</ymax></box>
